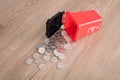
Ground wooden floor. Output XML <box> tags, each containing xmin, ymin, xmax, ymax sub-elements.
<box><xmin>0</xmin><ymin>0</ymin><xmax>120</xmax><ymax>80</ymax></box>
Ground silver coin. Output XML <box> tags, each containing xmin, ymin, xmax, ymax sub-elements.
<box><xmin>46</xmin><ymin>46</ymin><xmax>54</xmax><ymax>53</ymax></box>
<box><xmin>25</xmin><ymin>58</ymin><xmax>33</xmax><ymax>65</ymax></box>
<box><xmin>61</xmin><ymin>31</ymin><xmax>72</xmax><ymax>43</ymax></box>
<box><xmin>33</xmin><ymin>52</ymin><xmax>41</xmax><ymax>59</ymax></box>
<box><xmin>45</xmin><ymin>51</ymin><xmax>52</xmax><ymax>55</ymax></box>
<box><xmin>61</xmin><ymin>25</ymin><xmax>64</xmax><ymax>29</ymax></box>
<box><xmin>63</xmin><ymin>43</ymin><xmax>72</xmax><ymax>50</ymax></box>
<box><xmin>61</xmin><ymin>30</ymin><xmax>67</xmax><ymax>37</ymax></box>
<box><xmin>39</xmin><ymin>63</ymin><xmax>46</xmax><ymax>70</ymax></box>
<box><xmin>64</xmin><ymin>35</ymin><xmax>72</xmax><ymax>43</ymax></box>
<box><xmin>43</xmin><ymin>55</ymin><xmax>50</xmax><ymax>61</ymax></box>
<box><xmin>53</xmin><ymin>49</ymin><xmax>65</xmax><ymax>60</ymax></box>
<box><xmin>57</xmin><ymin>53</ymin><xmax>65</xmax><ymax>60</ymax></box>
<box><xmin>56</xmin><ymin>36</ymin><xmax>63</xmax><ymax>42</ymax></box>
<box><xmin>53</xmin><ymin>49</ymin><xmax>62</xmax><ymax>57</ymax></box>
<box><xmin>48</xmin><ymin>41</ymin><xmax>55</xmax><ymax>47</ymax></box>
<box><xmin>50</xmin><ymin>45</ymin><xmax>56</xmax><ymax>49</ymax></box>
<box><xmin>54</xmin><ymin>41</ymin><xmax>61</xmax><ymax>47</ymax></box>
<box><xmin>35</xmin><ymin>44</ymin><xmax>43</xmax><ymax>50</ymax></box>
<box><xmin>58</xmin><ymin>37</ymin><xmax>67</xmax><ymax>44</ymax></box>
<box><xmin>50</xmin><ymin>56</ymin><xmax>58</xmax><ymax>63</ymax></box>
<box><xmin>44</xmin><ymin>39</ymin><xmax>50</xmax><ymax>45</ymax></box>
<box><xmin>38</xmin><ymin>47</ymin><xmax>46</xmax><ymax>54</ymax></box>
<box><xmin>55</xmin><ymin>32</ymin><xmax>61</xmax><ymax>37</ymax></box>
<box><xmin>33</xmin><ymin>58</ymin><xmax>41</xmax><ymax>64</ymax></box>
<box><xmin>57</xmin><ymin>62</ymin><xmax>65</xmax><ymax>69</ymax></box>
<box><xmin>49</xmin><ymin>37</ymin><xmax>56</xmax><ymax>42</ymax></box>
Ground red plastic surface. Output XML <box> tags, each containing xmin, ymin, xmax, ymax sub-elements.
<box><xmin>62</xmin><ymin>10</ymin><xmax>103</xmax><ymax>42</ymax></box>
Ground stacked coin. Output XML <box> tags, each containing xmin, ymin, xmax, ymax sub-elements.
<box><xmin>25</xmin><ymin>25</ymin><xmax>72</xmax><ymax>70</ymax></box>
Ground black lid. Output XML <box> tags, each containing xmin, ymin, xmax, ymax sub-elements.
<box><xmin>46</xmin><ymin>11</ymin><xmax>65</xmax><ymax>38</ymax></box>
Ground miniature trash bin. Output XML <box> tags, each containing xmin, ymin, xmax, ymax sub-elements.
<box><xmin>62</xmin><ymin>10</ymin><xmax>103</xmax><ymax>42</ymax></box>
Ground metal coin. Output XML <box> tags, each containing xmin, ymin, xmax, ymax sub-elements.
<box><xmin>61</xmin><ymin>30</ymin><xmax>67</xmax><ymax>37</ymax></box>
<box><xmin>64</xmin><ymin>35</ymin><xmax>72</xmax><ymax>43</ymax></box>
<box><xmin>39</xmin><ymin>63</ymin><xmax>46</xmax><ymax>70</ymax></box>
<box><xmin>50</xmin><ymin>56</ymin><xmax>58</xmax><ymax>63</ymax></box>
<box><xmin>55</xmin><ymin>30</ymin><xmax>62</xmax><ymax>37</ymax></box>
<box><xmin>54</xmin><ymin>41</ymin><xmax>61</xmax><ymax>47</ymax></box>
<box><xmin>61</xmin><ymin>30</ymin><xmax>72</xmax><ymax>43</ymax></box>
<box><xmin>35</xmin><ymin>44</ymin><xmax>43</xmax><ymax>50</ymax></box>
<box><xmin>43</xmin><ymin>55</ymin><xmax>50</xmax><ymax>61</ymax></box>
<box><xmin>58</xmin><ymin>37</ymin><xmax>67</xmax><ymax>44</ymax></box>
<box><xmin>53</xmin><ymin>49</ymin><xmax>62</xmax><ymax>57</ymax></box>
<box><xmin>61</xmin><ymin>25</ymin><xmax>64</xmax><ymax>29</ymax></box>
<box><xmin>33</xmin><ymin>58</ymin><xmax>41</xmax><ymax>64</ymax></box>
<box><xmin>33</xmin><ymin>52</ymin><xmax>41</xmax><ymax>59</ymax></box>
<box><xmin>63</xmin><ymin>43</ymin><xmax>72</xmax><ymax>50</ymax></box>
<box><xmin>44</xmin><ymin>39</ymin><xmax>50</xmax><ymax>45</ymax></box>
<box><xmin>45</xmin><ymin>51</ymin><xmax>52</xmax><ymax>56</ymax></box>
<box><xmin>55</xmin><ymin>32</ymin><xmax>61</xmax><ymax>37</ymax></box>
<box><xmin>57</xmin><ymin>62</ymin><xmax>65</xmax><ymax>69</ymax></box>
<box><xmin>46</xmin><ymin>46</ymin><xmax>54</xmax><ymax>53</ymax></box>
<box><xmin>38</xmin><ymin>47</ymin><xmax>46</xmax><ymax>54</ymax></box>
<box><xmin>57</xmin><ymin>53</ymin><xmax>65</xmax><ymax>60</ymax></box>
<box><xmin>25</xmin><ymin>58</ymin><xmax>33</xmax><ymax>65</ymax></box>
<box><xmin>48</xmin><ymin>41</ymin><xmax>55</xmax><ymax>47</ymax></box>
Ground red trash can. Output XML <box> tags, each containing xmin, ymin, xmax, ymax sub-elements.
<box><xmin>62</xmin><ymin>10</ymin><xmax>103</xmax><ymax>42</ymax></box>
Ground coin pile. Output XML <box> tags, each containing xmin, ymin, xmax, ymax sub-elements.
<box><xmin>25</xmin><ymin>25</ymin><xmax>72</xmax><ymax>70</ymax></box>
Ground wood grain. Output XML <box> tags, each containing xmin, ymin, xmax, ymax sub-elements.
<box><xmin>0</xmin><ymin>0</ymin><xmax>120</xmax><ymax>80</ymax></box>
